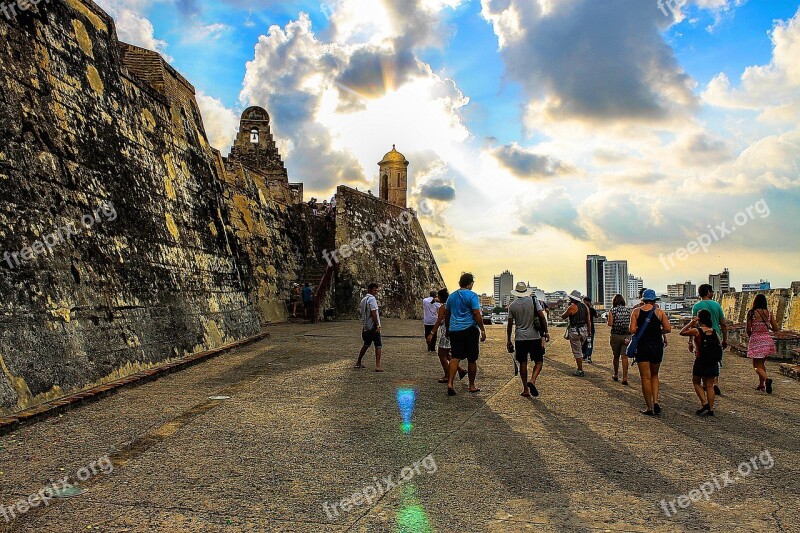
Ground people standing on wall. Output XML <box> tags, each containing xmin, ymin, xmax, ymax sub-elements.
<box><xmin>629</xmin><ymin>289</ymin><xmax>672</xmax><ymax>416</ymax></box>
<box><xmin>507</xmin><ymin>282</ymin><xmax>550</xmax><ymax>397</ymax></box>
<box><xmin>681</xmin><ymin>310</ymin><xmax>723</xmax><ymax>416</ymax></box>
<box><xmin>427</xmin><ymin>288</ymin><xmax>466</xmax><ymax>383</ymax></box>
<box><xmin>302</xmin><ymin>282</ymin><xmax>314</xmax><ymax>319</ymax></box>
<box><xmin>422</xmin><ymin>290</ymin><xmax>440</xmax><ymax>352</ymax></box>
<box><xmin>608</xmin><ymin>294</ymin><xmax>632</xmax><ymax>385</ymax></box>
<box><xmin>582</xmin><ymin>297</ymin><xmax>598</xmax><ymax>363</ymax></box>
<box><xmin>692</xmin><ymin>284</ymin><xmax>728</xmax><ymax>396</ymax></box>
<box><xmin>355</xmin><ymin>283</ymin><xmax>383</xmax><ymax>372</ymax></box>
<box><xmin>746</xmin><ymin>294</ymin><xmax>780</xmax><ymax>393</ymax></box>
<box><xmin>444</xmin><ymin>273</ymin><xmax>486</xmax><ymax>396</ymax></box>
<box><xmin>562</xmin><ymin>291</ymin><xmax>592</xmax><ymax>377</ymax></box>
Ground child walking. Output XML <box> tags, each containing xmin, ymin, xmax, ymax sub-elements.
<box><xmin>681</xmin><ymin>310</ymin><xmax>722</xmax><ymax>417</ymax></box>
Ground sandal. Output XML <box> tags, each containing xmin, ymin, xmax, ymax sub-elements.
<box><xmin>447</xmin><ymin>388</ymin><xmax>456</xmax><ymax>396</ymax></box>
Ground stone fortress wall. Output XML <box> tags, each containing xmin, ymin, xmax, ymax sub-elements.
<box><xmin>0</xmin><ymin>0</ymin><xmax>444</xmax><ymax>413</ymax></box>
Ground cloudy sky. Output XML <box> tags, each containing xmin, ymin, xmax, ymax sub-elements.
<box><xmin>97</xmin><ymin>0</ymin><xmax>800</xmax><ymax>296</ymax></box>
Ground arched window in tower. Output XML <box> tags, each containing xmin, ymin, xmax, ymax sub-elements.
<box><xmin>250</xmin><ymin>128</ymin><xmax>259</xmax><ymax>145</ymax></box>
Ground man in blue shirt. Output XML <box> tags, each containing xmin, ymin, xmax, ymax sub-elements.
<box><xmin>692</xmin><ymin>284</ymin><xmax>728</xmax><ymax>395</ymax></box>
<box><xmin>302</xmin><ymin>283</ymin><xmax>314</xmax><ymax>319</ymax></box>
<box><xmin>445</xmin><ymin>273</ymin><xmax>486</xmax><ymax>396</ymax></box>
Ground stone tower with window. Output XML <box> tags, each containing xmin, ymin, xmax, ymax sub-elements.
<box><xmin>378</xmin><ymin>145</ymin><xmax>408</xmax><ymax>208</ymax></box>
<box><xmin>226</xmin><ymin>106</ymin><xmax>288</xmax><ymax>181</ymax></box>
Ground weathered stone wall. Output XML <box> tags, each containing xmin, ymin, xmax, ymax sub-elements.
<box><xmin>0</xmin><ymin>0</ymin><xmax>445</xmax><ymax>414</ymax></box>
<box><xmin>0</xmin><ymin>0</ymin><xmax>266</xmax><ymax>414</ymax></box>
<box><xmin>719</xmin><ymin>288</ymin><xmax>800</xmax><ymax>331</ymax></box>
<box><xmin>217</xmin><ymin>163</ymin><xmax>333</xmax><ymax>324</ymax></box>
<box><xmin>333</xmin><ymin>187</ymin><xmax>445</xmax><ymax>320</ymax></box>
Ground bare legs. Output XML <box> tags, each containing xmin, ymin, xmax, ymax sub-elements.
<box><xmin>753</xmin><ymin>359</ymin><xmax>768</xmax><ymax>388</ymax></box>
<box><xmin>520</xmin><ymin>361</ymin><xmax>543</xmax><ymax>396</ymax></box>
<box><xmin>438</xmin><ymin>348</ymin><xmax>463</xmax><ymax>382</ymax></box>
<box><xmin>637</xmin><ymin>362</ymin><xmax>660</xmax><ymax>413</ymax></box>
<box><xmin>612</xmin><ymin>355</ymin><xmax>629</xmax><ymax>383</ymax></box>
<box><xmin>356</xmin><ymin>346</ymin><xmax>382</xmax><ymax>371</ymax></box>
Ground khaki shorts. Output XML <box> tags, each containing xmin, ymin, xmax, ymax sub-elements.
<box><xmin>610</xmin><ymin>333</ymin><xmax>630</xmax><ymax>358</ymax></box>
<box><xmin>568</xmin><ymin>327</ymin><xmax>588</xmax><ymax>359</ymax></box>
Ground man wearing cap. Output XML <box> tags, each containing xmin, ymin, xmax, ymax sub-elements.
<box><xmin>507</xmin><ymin>282</ymin><xmax>550</xmax><ymax>397</ymax></box>
<box><xmin>445</xmin><ymin>273</ymin><xmax>486</xmax><ymax>396</ymax></box>
<box><xmin>562</xmin><ymin>290</ymin><xmax>592</xmax><ymax>377</ymax></box>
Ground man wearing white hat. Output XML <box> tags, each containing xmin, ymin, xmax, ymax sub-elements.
<box><xmin>507</xmin><ymin>282</ymin><xmax>550</xmax><ymax>397</ymax></box>
<box><xmin>561</xmin><ymin>290</ymin><xmax>593</xmax><ymax>377</ymax></box>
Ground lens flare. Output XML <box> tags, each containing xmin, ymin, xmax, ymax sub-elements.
<box><xmin>396</xmin><ymin>388</ymin><xmax>416</xmax><ymax>434</ymax></box>
<box><xmin>396</xmin><ymin>484</ymin><xmax>432</xmax><ymax>532</ymax></box>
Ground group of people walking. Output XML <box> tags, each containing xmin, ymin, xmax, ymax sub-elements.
<box><xmin>354</xmin><ymin>276</ymin><xmax>781</xmax><ymax>415</ymax></box>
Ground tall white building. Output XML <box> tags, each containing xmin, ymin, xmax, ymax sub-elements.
<box><xmin>493</xmin><ymin>270</ymin><xmax>513</xmax><ymax>307</ymax></box>
<box><xmin>628</xmin><ymin>274</ymin><xmax>644</xmax><ymax>303</ymax></box>
<box><xmin>603</xmin><ymin>260</ymin><xmax>629</xmax><ymax>308</ymax></box>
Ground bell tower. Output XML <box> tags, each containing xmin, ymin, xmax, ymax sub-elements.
<box><xmin>226</xmin><ymin>106</ymin><xmax>288</xmax><ymax>181</ymax></box>
<box><xmin>378</xmin><ymin>145</ymin><xmax>409</xmax><ymax>208</ymax></box>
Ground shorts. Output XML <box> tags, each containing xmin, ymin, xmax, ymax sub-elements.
<box><xmin>362</xmin><ymin>328</ymin><xmax>382</xmax><ymax>348</ymax></box>
<box><xmin>634</xmin><ymin>341</ymin><xmax>664</xmax><ymax>364</ymax></box>
<box><xmin>568</xmin><ymin>327</ymin><xmax>588</xmax><ymax>359</ymax></box>
<box><xmin>515</xmin><ymin>339</ymin><xmax>545</xmax><ymax>363</ymax></box>
<box><xmin>610</xmin><ymin>333</ymin><xmax>630</xmax><ymax>358</ymax></box>
<box><xmin>693</xmin><ymin>357</ymin><xmax>720</xmax><ymax>378</ymax></box>
<box><xmin>449</xmin><ymin>327</ymin><xmax>480</xmax><ymax>362</ymax></box>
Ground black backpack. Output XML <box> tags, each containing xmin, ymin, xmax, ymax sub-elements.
<box><xmin>699</xmin><ymin>329</ymin><xmax>723</xmax><ymax>363</ymax></box>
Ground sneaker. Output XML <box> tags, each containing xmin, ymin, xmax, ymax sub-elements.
<box><xmin>584</xmin><ymin>357</ymin><xmax>593</xmax><ymax>363</ymax></box>
<box><xmin>707</xmin><ymin>411</ymin><xmax>715</xmax><ymax>417</ymax></box>
<box><xmin>653</xmin><ymin>403</ymin><xmax>661</xmax><ymax>415</ymax></box>
<box><xmin>713</xmin><ymin>385</ymin><xmax>721</xmax><ymax>396</ymax></box>
<box><xmin>696</xmin><ymin>404</ymin><xmax>709</xmax><ymax>415</ymax></box>
<box><xmin>766</xmin><ymin>379</ymin><xmax>773</xmax><ymax>394</ymax></box>
<box><xmin>573</xmin><ymin>370</ymin><xmax>585</xmax><ymax>377</ymax></box>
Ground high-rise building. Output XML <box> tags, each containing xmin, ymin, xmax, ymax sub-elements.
<box><xmin>709</xmin><ymin>268</ymin><xmax>731</xmax><ymax>294</ymax></box>
<box><xmin>627</xmin><ymin>275</ymin><xmax>644</xmax><ymax>302</ymax></box>
<box><xmin>603</xmin><ymin>260</ymin><xmax>628</xmax><ymax>308</ymax></box>
<box><xmin>586</xmin><ymin>255</ymin><xmax>607</xmax><ymax>304</ymax></box>
<box><xmin>667</xmin><ymin>281</ymin><xmax>697</xmax><ymax>299</ymax></box>
<box><xmin>493</xmin><ymin>270</ymin><xmax>513</xmax><ymax>307</ymax></box>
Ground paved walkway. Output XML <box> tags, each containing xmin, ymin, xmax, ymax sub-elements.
<box><xmin>1</xmin><ymin>320</ymin><xmax>797</xmax><ymax>532</ymax></box>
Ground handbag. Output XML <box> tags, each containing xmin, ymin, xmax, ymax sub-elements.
<box><xmin>626</xmin><ymin>307</ymin><xmax>656</xmax><ymax>360</ymax></box>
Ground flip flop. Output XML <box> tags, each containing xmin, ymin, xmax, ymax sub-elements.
<box><xmin>520</xmin><ymin>392</ymin><xmax>531</xmax><ymax>397</ymax></box>
<box><xmin>375</xmin><ymin>368</ymin><xmax>384</xmax><ymax>373</ymax></box>
<box><xmin>469</xmin><ymin>388</ymin><xmax>481</xmax><ymax>393</ymax></box>
<box><xmin>447</xmin><ymin>388</ymin><xmax>456</xmax><ymax>396</ymax></box>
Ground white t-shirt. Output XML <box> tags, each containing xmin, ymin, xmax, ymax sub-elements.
<box><xmin>360</xmin><ymin>294</ymin><xmax>380</xmax><ymax>330</ymax></box>
<box><xmin>422</xmin><ymin>297</ymin><xmax>441</xmax><ymax>325</ymax></box>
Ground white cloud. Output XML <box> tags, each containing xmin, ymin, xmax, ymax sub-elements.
<box><xmin>95</xmin><ymin>0</ymin><xmax>171</xmax><ymax>60</ymax></box>
<box><xmin>196</xmin><ymin>92</ymin><xmax>239</xmax><ymax>154</ymax></box>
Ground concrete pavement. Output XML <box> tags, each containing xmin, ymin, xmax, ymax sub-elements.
<box><xmin>1</xmin><ymin>320</ymin><xmax>797</xmax><ymax>532</ymax></box>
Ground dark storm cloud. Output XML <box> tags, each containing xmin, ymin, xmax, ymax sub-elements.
<box><xmin>492</xmin><ymin>143</ymin><xmax>574</xmax><ymax>180</ymax></box>
<box><xmin>419</xmin><ymin>179</ymin><xmax>456</xmax><ymax>201</ymax></box>
<box><xmin>483</xmin><ymin>0</ymin><xmax>697</xmax><ymax>124</ymax></box>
